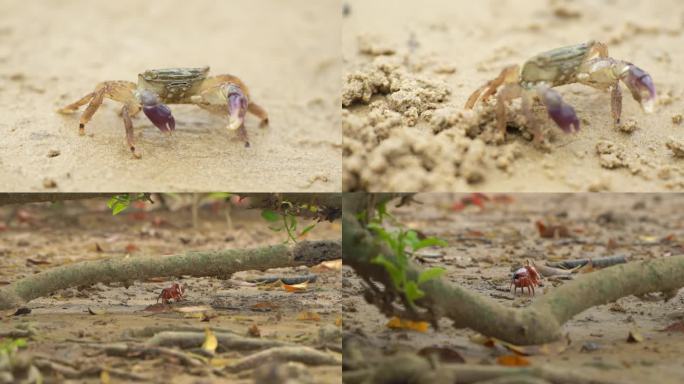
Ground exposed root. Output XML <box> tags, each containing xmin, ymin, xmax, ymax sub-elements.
<box><xmin>226</xmin><ymin>346</ymin><xmax>342</xmax><ymax>373</ymax></box>
<box><xmin>146</xmin><ymin>331</ymin><xmax>294</xmax><ymax>351</ymax></box>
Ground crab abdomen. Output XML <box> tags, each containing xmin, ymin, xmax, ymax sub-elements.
<box><xmin>520</xmin><ymin>41</ymin><xmax>593</xmax><ymax>88</ymax></box>
<box><xmin>138</xmin><ymin>67</ymin><xmax>210</xmax><ymax>104</ymax></box>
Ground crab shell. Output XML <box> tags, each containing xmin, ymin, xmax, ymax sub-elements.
<box><xmin>138</xmin><ymin>67</ymin><xmax>210</xmax><ymax>104</ymax></box>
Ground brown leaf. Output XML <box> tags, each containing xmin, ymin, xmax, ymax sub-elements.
<box><xmin>87</xmin><ymin>307</ymin><xmax>106</xmax><ymax>315</ymax></box>
<box><xmin>125</xmin><ymin>243</ymin><xmax>139</xmax><ymax>253</ymax></box>
<box><xmin>386</xmin><ymin>316</ymin><xmax>429</xmax><ymax>332</ymax></box>
<box><xmin>247</xmin><ymin>324</ymin><xmax>261</xmax><ymax>337</ymax></box>
<box><xmin>283</xmin><ymin>282</ymin><xmax>308</xmax><ymax>293</ymax></box>
<box><xmin>418</xmin><ymin>346</ymin><xmax>465</xmax><ymax>363</ymax></box>
<box><xmin>497</xmin><ymin>354</ymin><xmax>530</xmax><ymax>366</ymax></box>
<box><xmin>661</xmin><ymin>321</ymin><xmax>684</xmax><ymax>333</ymax></box>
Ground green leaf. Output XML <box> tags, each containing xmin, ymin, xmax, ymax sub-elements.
<box><xmin>288</xmin><ymin>214</ymin><xmax>297</xmax><ymax>231</ymax></box>
<box><xmin>371</xmin><ymin>255</ymin><xmax>402</xmax><ymax>288</ymax></box>
<box><xmin>299</xmin><ymin>223</ymin><xmax>316</xmax><ymax>237</ymax></box>
<box><xmin>207</xmin><ymin>192</ymin><xmax>231</xmax><ymax>200</ymax></box>
<box><xmin>418</xmin><ymin>267</ymin><xmax>446</xmax><ymax>285</ymax></box>
<box><xmin>412</xmin><ymin>237</ymin><xmax>448</xmax><ymax>251</ymax></box>
<box><xmin>261</xmin><ymin>209</ymin><xmax>281</xmax><ymax>222</ymax></box>
<box><xmin>111</xmin><ymin>203</ymin><xmax>128</xmax><ymax>215</ymax></box>
<box><xmin>404</xmin><ymin>281</ymin><xmax>425</xmax><ymax>303</ymax></box>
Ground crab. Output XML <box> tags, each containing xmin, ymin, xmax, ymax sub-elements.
<box><xmin>510</xmin><ymin>262</ymin><xmax>541</xmax><ymax>296</ymax></box>
<box><xmin>157</xmin><ymin>283</ymin><xmax>185</xmax><ymax>304</ymax></box>
<box><xmin>465</xmin><ymin>41</ymin><xmax>656</xmax><ymax>145</ymax></box>
<box><xmin>58</xmin><ymin>67</ymin><xmax>269</xmax><ymax>158</ymax></box>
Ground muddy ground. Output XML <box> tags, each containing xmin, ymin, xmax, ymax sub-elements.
<box><xmin>342</xmin><ymin>193</ymin><xmax>684</xmax><ymax>383</ymax></box>
<box><xmin>0</xmin><ymin>197</ymin><xmax>342</xmax><ymax>383</ymax></box>
<box><xmin>0</xmin><ymin>0</ymin><xmax>341</xmax><ymax>192</ymax></box>
<box><xmin>342</xmin><ymin>0</ymin><xmax>684</xmax><ymax>192</ymax></box>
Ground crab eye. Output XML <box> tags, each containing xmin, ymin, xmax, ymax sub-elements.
<box><xmin>622</xmin><ymin>64</ymin><xmax>656</xmax><ymax>113</ymax></box>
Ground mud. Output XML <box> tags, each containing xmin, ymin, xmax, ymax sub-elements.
<box><xmin>342</xmin><ymin>193</ymin><xmax>684</xmax><ymax>384</ymax></box>
<box><xmin>342</xmin><ymin>0</ymin><xmax>684</xmax><ymax>192</ymax></box>
<box><xmin>0</xmin><ymin>197</ymin><xmax>341</xmax><ymax>383</ymax></box>
<box><xmin>0</xmin><ymin>0</ymin><xmax>341</xmax><ymax>192</ymax></box>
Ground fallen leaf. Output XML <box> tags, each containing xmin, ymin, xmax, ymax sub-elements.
<box><xmin>247</xmin><ymin>324</ymin><xmax>261</xmax><ymax>337</ymax></box>
<box><xmin>94</xmin><ymin>243</ymin><xmax>104</xmax><ymax>252</ymax></box>
<box><xmin>202</xmin><ymin>328</ymin><xmax>218</xmax><ymax>353</ymax></box>
<box><xmin>125</xmin><ymin>243</ymin><xmax>139</xmax><ymax>253</ymax></box>
<box><xmin>386</xmin><ymin>316</ymin><xmax>429</xmax><ymax>332</ymax></box>
<box><xmin>470</xmin><ymin>333</ymin><xmax>570</xmax><ymax>356</ymax></box>
<box><xmin>12</xmin><ymin>307</ymin><xmax>31</xmax><ymax>316</ymax></box>
<box><xmin>639</xmin><ymin>235</ymin><xmax>659</xmax><ymax>244</ymax></box>
<box><xmin>297</xmin><ymin>311</ymin><xmax>321</xmax><ymax>321</ymax></box>
<box><xmin>100</xmin><ymin>369</ymin><xmax>111</xmax><ymax>384</ymax></box>
<box><xmin>316</xmin><ymin>259</ymin><xmax>342</xmax><ymax>271</ymax></box>
<box><xmin>87</xmin><ymin>307</ymin><xmax>106</xmax><ymax>316</ymax></box>
<box><xmin>497</xmin><ymin>354</ymin><xmax>530</xmax><ymax>366</ymax></box>
<box><xmin>335</xmin><ymin>316</ymin><xmax>342</xmax><ymax>327</ymax></box>
<box><xmin>283</xmin><ymin>281</ymin><xmax>308</xmax><ymax>292</ymax></box>
<box><xmin>661</xmin><ymin>321</ymin><xmax>684</xmax><ymax>333</ymax></box>
<box><xmin>627</xmin><ymin>330</ymin><xmax>644</xmax><ymax>343</ymax></box>
<box><xmin>418</xmin><ymin>346</ymin><xmax>465</xmax><ymax>363</ymax></box>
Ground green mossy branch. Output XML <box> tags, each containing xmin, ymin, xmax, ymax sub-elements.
<box><xmin>0</xmin><ymin>240</ymin><xmax>340</xmax><ymax>310</ymax></box>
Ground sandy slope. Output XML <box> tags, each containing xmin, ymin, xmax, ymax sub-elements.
<box><xmin>0</xmin><ymin>0</ymin><xmax>341</xmax><ymax>192</ymax></box>
<box><xmin>342</xmin><ymin>0</ymin><xmax>684</xmax><ymax>192</ymax></box>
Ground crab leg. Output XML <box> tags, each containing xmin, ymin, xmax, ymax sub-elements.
<box><xmin>78</xmin><ymin>87</ymin><xmax>106</xmax><ymax>135</ymax></box>
<box><xmin>247</xmin><ymin>102</ymin><xmax>270</xmax><ymax>127</ymax></box>
<box><xmin>494</xmin><ymin>83</ymin><xmax>522</xmax><ymax>137</ymax></box>
<box><xmin>58</xmin><ymin>92</ymin><xmax>95</xmax><ymax>116</ymax></box>
<box><xmin>122</xmin><ymin>104</ymin><xmax>142</xmax><ymax>159</ymax></box>
<box><xmin>611</xmin><ymin>84</ymin><xmax>622</xmax><ymax>126</ymax></box>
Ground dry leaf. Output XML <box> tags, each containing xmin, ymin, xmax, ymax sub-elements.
<box><xmin>335</xmin><ymin>316</ymin><xmax>342</xmax><ymax>327</ymax></box>
<box><xmin>87</xmin><ymin>307</ymin><xmax>106</xmax><ymax>316</ymax></box>
<box><xmin>100</xmin><ymin>369</ymin><xmax>111</xmax><ymax>384</ymax></box>
<box><xmin>627</xmin><ymin>330</ymin><xmax>644</xmax><ymax>343</ymax></box>
<box><xmin>174</xmin><ymin>305</ymin><xmax>213</xmax><ymax>313</ymax></box>
<box><xmin>316</xmin><ymin>259</ymin><xmax>342</xmax><ymax>271</ymax></box>
<box><xmin>470</xmin><ymin>333</ymin><xmax>570</xmax><ymax>356</ymax></box>
<box><xmin>497</xmin><ymin>354</ymin><xmax>531</xmax><ymax>366</ymax></box>
<box><xmin>386</xmin><ymin>316</ymin><xmax>429</xmax><ymax>332</ymax></box>
<box><xmin>283</xmin><ymin>282</ymin><xmax>308</xmax><ymax>292</ymax></box>
<box><xmin>247</xmin><ymin>324</ymin><xmax>261</xmax><ymax>337</ymax></box>
<box><xmin>202</xmin><ymin>328</ymin><xmax>218</xmax><ymax>353</ymax></box>
<box><xmin>297</xmin><ymin>311</ymin><xmax>321</xmax><ymax>321</ymax></box>
<box><xmin>661</xmin><ymin>321</ymin><xmax>684</xmax><ymax>333</ymax></box>
<box><xmin>125</xmin><ymin>243</ymin><xmax>139</xmax><ymax>253</ymax></box>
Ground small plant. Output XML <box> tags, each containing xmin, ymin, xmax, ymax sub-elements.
<box><xmin>261</xmin><ymin>201</ymin><xmax>317</xmax><ymax>243</ymax></box>
<box><xmin>106</xmin><ymin>193</ymin><xmax>152</xmax><ymax>215</ymax></box>
<box><xmin>367</xmin><ymin>202</ymin><xmax>447</xmax><ymax>307</ymax></box>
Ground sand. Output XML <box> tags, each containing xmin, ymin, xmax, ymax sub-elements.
<box><xmin>0</xmin><ymin>0</ymin><xmax>341</xmax><ymax>192</ymax></box>
<box><xmin>342</xmin><ymin>0</ymin><xmax>684</xmax><ymax>192</ymax></box>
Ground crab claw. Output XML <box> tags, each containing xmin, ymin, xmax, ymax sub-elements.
<box><xmin>140</xmin><ymin>90</ymin><xmax>175</xmax><ymax>133</ymax></box>
<box><xmin>621</xmin><ymin>64</ymin><xmax>656</xmax><ymax>113</ymax></box>
<box><xmin>538</xmin><ymin>87</ymin><xmax>580</xmax><ymax>133</ymax></box>
<box><xmin>226</xmin><ymin>84</ymin><xmax>248</xmax><ymax>132</ymax></box>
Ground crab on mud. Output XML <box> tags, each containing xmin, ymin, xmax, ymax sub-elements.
<box><xmin>58</xmin><ymin>67</ymin><xmax>269</xmax><ymax>158</ymax></box>
<box><xmin>465</xmin><ymin>41</ymin><xmax>656</xmax><ymax>144</ymax></box>
<box><xmin>157</xmin><ymin>283</ymin><xmax>185</xmax><ymax>304</ymax></box>
<box><xmin>510</xmin><ymin>262</ymin><xmax>541</xmax><ymax>296</ymax></box>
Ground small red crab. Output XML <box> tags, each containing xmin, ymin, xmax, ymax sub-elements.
<box><xmin>510</xmin><ymin>263</ymin><xmax>541</xmax><ymax>296</ymax></box>
<box><xmin>157</xmin><ymin>283</ymin><xmax>185</xmax><ymax>304</ymax></box>
<box><xmin>58</xmin><ymin>67</ymin><xmax>269</xmax><ymax>158</ymax></box>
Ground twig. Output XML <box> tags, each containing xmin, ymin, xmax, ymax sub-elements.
<box><xmin>145</xmin><ymin>331</ymin><xmax>294</xmax><ymax>351</ymax></box>
<box><xmin>546</xmin><ymin>255</ymin><xmax>627</xmax><ymax>270</ymax></box>
<box><xmin>226</xmin><ymin>346</ymin><xmax>341</xmax><ymax>373</ymax></box>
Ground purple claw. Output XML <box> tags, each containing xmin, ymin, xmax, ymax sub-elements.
<box><xmin>621</xmin><ymin>64</ymin><xmax>656</xmax><ymax>113</ymax></box>
<box><xmin>539</xmin><ymin>87</ymin><xmax>580</xmax><ymax>133</ymax></box>
<box><xmin>226</xmin><ymin>84</ymin><xmax>248</xmax><ymax>132</ymax></box>
<box><xmin>140</xmin><ymin>90</ymin><xmax>175</xmax><ymax>133</ymax></box>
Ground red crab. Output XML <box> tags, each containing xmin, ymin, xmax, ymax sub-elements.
<box><xmin>451</xmin><ymin>193</ymin><xmax>490</xmax><ymax>212</ymax></box>
<box><xmin>157</xmin><ymin>283</ymin><xmax>184</xmax><ymax>304</ymax></box>
<box><xmin>510</xmin><ymin>263</ymin><xmax>541</xmax><ymax>296</ymax></box>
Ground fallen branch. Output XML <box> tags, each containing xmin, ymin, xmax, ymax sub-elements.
<box><xmin>226</xmin><ymin>346</ymin><xmax>341</xmax><ymax>373</ymax></box>
<box><xmin>33</xmin><ymin>357</ymin><xmax>148</xmax><ymax>381</ymax></box>
<box><xmin>343</xmin><ymin>193</ymin><xmax>684</xmax><ymax>345</ymax></box>
<box><xmin>146</xmin><ymin>331</ymin><xmax>294</xmax><ymax>351</ymax></box>
<box><xmin>546</xmin><ymin>255</ymin><xmax>627</xmax><ymax>270</ymax></box>
<box><xmin>0</xmin><ymin>240</ymin><xmax>340</xmax><ymax>309</ymax></box>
